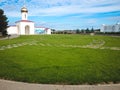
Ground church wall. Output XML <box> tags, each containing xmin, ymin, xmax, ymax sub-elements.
<box><xmin>7</xmin><ymin>26</ymin><xmax>18</xmax><ymax>35</ymax></box>
<box><xmin>22</xmin><ymin>12</ymin><xmax>28</xmax><ymax>20</ymax></box>
<box><xmin>17</xmin><ymin>22</ymin><xmax>35</xmax><ymax>35</ymax></box>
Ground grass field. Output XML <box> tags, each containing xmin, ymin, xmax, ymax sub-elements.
<box><xmin>0</xmin><ymin>35</ymin><xmax>120</xmax><ymax>85</ymax></box>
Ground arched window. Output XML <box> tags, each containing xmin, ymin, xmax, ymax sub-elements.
<box><xmin>25</xmin><ymin>14</ymin><xmax>26</xmax><ymax>19</ymax></box>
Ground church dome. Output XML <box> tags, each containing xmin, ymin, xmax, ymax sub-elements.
<box><xmin>21</xmin><ymin>7</ymin><xmax>28</xmax><ymax>13</ymax></box>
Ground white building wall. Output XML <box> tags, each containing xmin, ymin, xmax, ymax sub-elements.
<box><xmin>101</xmin><ymin>23</ymin><xmax>120</xmax><ymax>32</ymax></box>
<box><xmin>46</xmin><ymin>29</ymin><xmax>51</xmax><ymax>34</ymax></box>
<box><xmin>17</xmin><ymin>22</ymin><xmax>35</xmax><ymax>35</ymax></box>
<box><xmin>116</xmin><ymin>24</ymin><xmax>120</xmax><ymax>32</ymax></box>
<box><xmin>22</xmin><ymin>12</ymin><xmax>28</xmax><ymax>20</ymax></box>
<box><xmin>101</xmin><ymin>24</ymin><xmax>105</xmax><ymax>32</ymax></box>
<box><xmin>7</xmin><ymin>26</ymin><xmax>18</xmax><ymax>35</ymax></box>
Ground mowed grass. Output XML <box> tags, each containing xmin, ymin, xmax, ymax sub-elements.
<box><xmin>0</xmin><ymin>35</ymin><xmax>120</xmax><ymax>84</ymax></box>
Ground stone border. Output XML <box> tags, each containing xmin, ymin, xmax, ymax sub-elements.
<box><xmin>0</xmin><ymin>79</ymin><xmax>120</xmax><ymax>90</ymax></box>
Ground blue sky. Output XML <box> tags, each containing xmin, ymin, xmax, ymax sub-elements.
<box><xmin>0</xmin><ymin>0</ymin><xmax>120</xmax><ymax>30</ymax></box>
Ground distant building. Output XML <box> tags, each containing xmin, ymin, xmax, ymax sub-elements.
<box><xmin>7</xmin><ymin>6</ymin><xmax>51</xmax><ymax>35</ymax></box>
<box><xmin>35</xmin><ymin>27</ymin><xmax>51</xmax><ymax>34</ymax></box>
<box><xmin>101</xmin><ymin>23</ymin><xmax>120</xmax><ymax>32</ymax></box>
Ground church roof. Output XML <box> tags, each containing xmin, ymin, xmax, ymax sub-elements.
<box><xmin>45</xmin><ymin>28</ymin><xmax>49</xmax><ymax>30</ymax></box>
<box><xmin>8</xmin><ymin>25</ymin><xmax>16</xmax><ymax>27</ymax></box>
<box><xmin>15</xmin><ymin>20</ymin><xmax>34</xmax><ymax>23</ymax></box>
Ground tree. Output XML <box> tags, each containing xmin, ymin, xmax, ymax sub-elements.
<box><xmin>81</xmin><ymin>29</ymin><xmax>84</xmax><ymax>33</ymax></box>
<box><xmin>0</xmin><ymin>9</ymin><xmax>8</xmax><ymax>36</ymax></box>
<box><xmin>86</xmin><ymin>28</ymin><xmax>90</xmax><ymax>33</ymax></box>
<box><xmin>91</xmin><ymin>27</ymin><xmax>94</xmax><ymax>33</ymax></box>
<box><xmin>76</xmin><ymin>29</ymin><xmax>80</xmax><ymax>34</ymax></box>
<box><xmin>51</xmin><ymin>29</ymin><xmax>55</xmax><ymax>34</ymax></box>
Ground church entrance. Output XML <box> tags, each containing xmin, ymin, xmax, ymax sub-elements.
<box><xmin>25</xmin><ymin>25</ymin><xmax>30</xmax><ymax>35</ymax></box>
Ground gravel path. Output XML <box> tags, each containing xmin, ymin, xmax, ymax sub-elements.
<box><xmin>0</xmin><ymin>79</ymin><xmax>120</xmax><ymax>90</ymax></box>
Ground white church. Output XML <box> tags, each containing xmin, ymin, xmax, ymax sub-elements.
<box><xmin>7</xmin><ymin>6</ymin><xmax>51</xmax><ymax>35</ymax></box>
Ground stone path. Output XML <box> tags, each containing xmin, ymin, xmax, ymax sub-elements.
<box><xmin>0</xmin><ymin>41</ymin><xmax>38</xmax><ymax>51</ymax></box>
<box><xmin>0</xmin><ymin>34</ymin><xmax>19</xmax><ymax>40</ymax></box>
<box><xmin>0</xmin><ymin>79</ymin><xmax>120</xmax><ymax>90</ymax></box>
<box><xmin>0</xmin><ymin>40</ymin><xmax>120</xmax><ymax>51</ymax></box>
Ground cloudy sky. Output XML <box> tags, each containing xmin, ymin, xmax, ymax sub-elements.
<box><xmin>0</xmin><ymin>0</ymin><xmax>120</xmax><ymax>30</ymax></box>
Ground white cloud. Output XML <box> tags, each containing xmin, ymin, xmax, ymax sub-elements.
<box><xmin>106</xmin><ymin>16</ymin><xmax>120</xmax><ymax>22</ymax></box>
<box><xmin>1</xmin><ymin>0</ymin><xmax>120</xmax><ymax>17</ymax></box>
<box><xmin>87</xmin><ymin>19</ymin><xmax>97</xmax><ymax>24</ymax></box>
<box><xmin>24</xmin><ymin>0</ymin><xmax>119</xmax><ymax>16</ymax></box>
<box><xmin>29</xmin><ymin>4</ymin><xmax>120</xmax><ymax>16</ymax></box>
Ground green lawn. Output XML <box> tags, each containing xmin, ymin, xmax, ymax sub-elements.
<box><xmin>0</xmin><ymin>35</ymin><xmax>120</xmax><ymax>84</ymax></box>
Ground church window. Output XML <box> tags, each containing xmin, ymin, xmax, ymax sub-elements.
<box><xmin>25</xmin><ymin>14</ymin><xmax>26</xmax><ymax>19</ymax></box>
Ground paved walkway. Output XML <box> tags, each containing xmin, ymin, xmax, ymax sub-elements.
<box><xmin>0</xmin><ymin>79</ymin><xmax>120</xmax><ymax>90</ymax></box>
<box><xmin>0</xmin><ymin>34</ymin><xmax>19</xmax><ymax>40</ymax></box>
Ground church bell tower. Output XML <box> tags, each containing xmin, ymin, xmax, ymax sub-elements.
<box><xmin>21</xmin><ymin>6</ymin><xmax>28</xmax><ymax>20</ymax></box>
